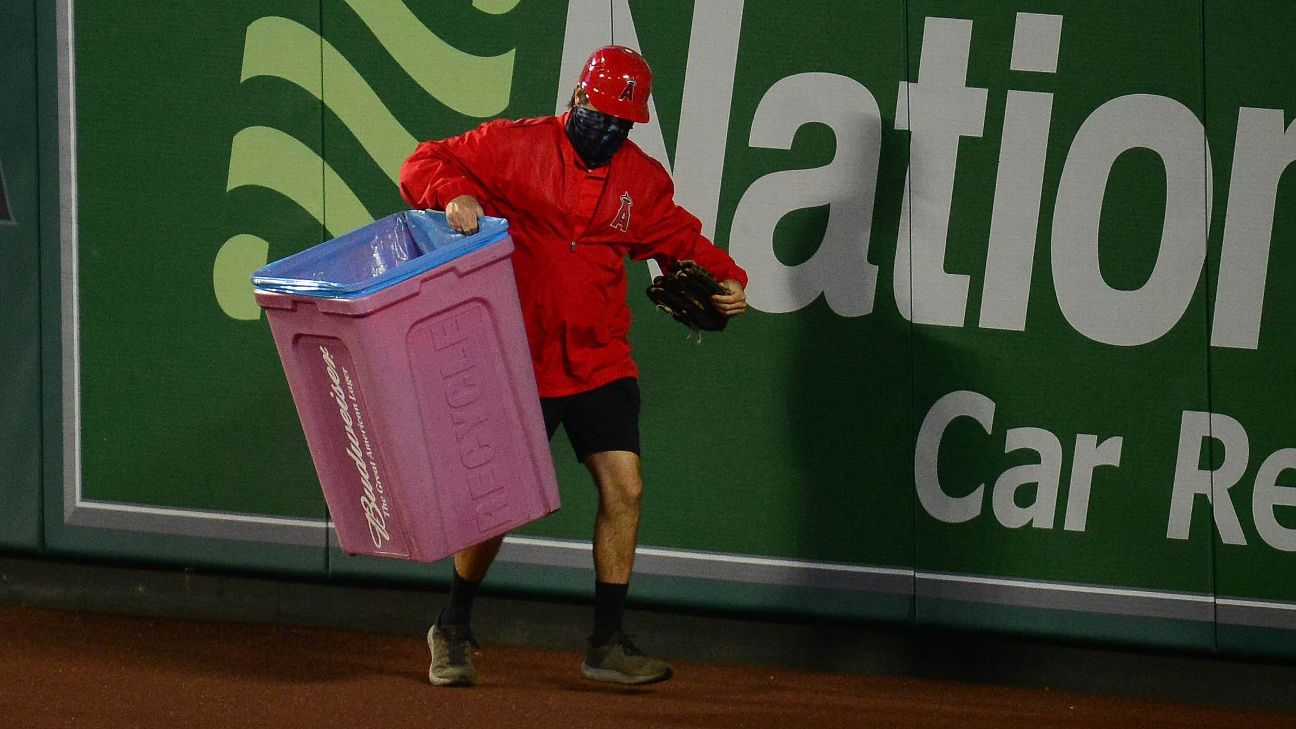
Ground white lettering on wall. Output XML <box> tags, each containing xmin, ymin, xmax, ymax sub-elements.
<box><xmin>1052</xmin><ymin>94</ymin><xmax>1212</xmax><ymax>346</ymax></box>
<box><xmin>893</xmin><ymin>18</ymin><xmax>988</xmax><ymax>327</ymax></box>
<box><xmin>729</xmin><ymin>73</ymin><xmax>882</xmax><ymax>316</ymax></box>
<box><xmin>1212</xmin><ymin>108</ymin><xmax>1296</xmax><ymax>350</ymax></box>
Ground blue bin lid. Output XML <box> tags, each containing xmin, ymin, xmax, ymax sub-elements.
<box><xmin>251</xmin><ymin>210</ymin><xmax>509</xmax><ymax>298</ymax></box>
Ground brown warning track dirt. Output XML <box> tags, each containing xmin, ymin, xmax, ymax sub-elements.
<box><xmin>1</xmin><ymin>604</ymin><xmax>1292</xmax><ymax>729</ymax></box>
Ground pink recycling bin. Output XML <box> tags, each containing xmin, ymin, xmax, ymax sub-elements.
<box><xmin>252</xmin><ymin>210</ymin><xmax>559</xmax><ymax>563</ymax></box>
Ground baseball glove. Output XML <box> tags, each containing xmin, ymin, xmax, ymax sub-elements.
<box><xmin>646</xmin><ymin>260</ymin><xmax>729</xmax><ymax>333</ymax></box>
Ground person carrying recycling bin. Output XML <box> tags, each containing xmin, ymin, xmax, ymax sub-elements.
<box><xmin>399</xmin><ymin>45</ymin><xmax>748</xmax><ymax>686</ymax></box>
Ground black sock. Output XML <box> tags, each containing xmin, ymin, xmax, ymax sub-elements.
<box><xmin>592</xmin><ymin>581</ymin><xmax>629</xmax><ymax>645</ymax></box>
<box><xmin>438</xmin><ymin>569</ymin><xmax>481</xmax><ymax>628</ymax></box>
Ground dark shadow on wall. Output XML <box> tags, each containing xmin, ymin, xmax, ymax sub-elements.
<box><xmin>772</xmin><ymin>66</ymin><xmax>923</xmax><ymax>631</ymax></box>
<box><xmin>771</xmin><ymin>0</ymin><xmax>922</xmax><ymax>634</ymax></box>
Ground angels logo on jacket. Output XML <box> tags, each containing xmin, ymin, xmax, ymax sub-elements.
<box><xmin>610</xmin><ymin>191</ymin><xmax>632</xmax><ymax>232</ymax></box>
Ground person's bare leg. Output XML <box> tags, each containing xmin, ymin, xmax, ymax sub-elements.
<box><xmin>584</xmin><ymin>451</ymin><xmax>643</xmax><ymax>583</ymax></box>
<box><xmin>579</xmin><ymin>450</ymin><xmax>671</xmax><ymax>683</ymax></box>
<box><xmin>454</xmin><ymin>535</ymin><xmax>505</xmax><ymax>582</ymax></box>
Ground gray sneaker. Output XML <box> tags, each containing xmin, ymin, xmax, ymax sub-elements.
<box><xmin>427</xmin><ymin>623</ymin><xmax>479</xmax><ymax>686</ymax></box>
<box><xmin>580</xmin><ymin>632</ymin><xmax>673</xmax><ymax>685</ymax></box>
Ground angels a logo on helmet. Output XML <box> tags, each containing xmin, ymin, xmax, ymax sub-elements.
<box><xmin>619</xmin><ymin>79</ymin><xmax>636</xmax><ymax>103</ymax></box>
<box><xmin>610</xmin><ymin>192</ymin><xmax>632</xmax><ymax>232</ymax></box>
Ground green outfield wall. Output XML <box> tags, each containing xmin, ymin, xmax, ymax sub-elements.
<box><xmin>1</xmin><ymin>0</ymin><xmax>42</xmax><ymax>551</ymax></box>
<box><xmin>6</xmin><ymin>0</ymin><xmax>1296</xmax><ymax>658</ymax></box>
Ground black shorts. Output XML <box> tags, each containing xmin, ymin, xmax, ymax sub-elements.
<box><xmin>541</xmin><ymin>377</ymin><xmax>641</xmax><ymax>462</ymax></box>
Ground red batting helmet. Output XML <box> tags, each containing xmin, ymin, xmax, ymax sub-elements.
<box><xmin>577</xmin><ymin>45</ymin><xmax>652</xmax><ymax>123</ymax></box>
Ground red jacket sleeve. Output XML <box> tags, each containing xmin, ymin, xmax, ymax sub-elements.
<box><xmin>399</xmin><ymin>121</ymin><xmax>501</xmax><ymax>211</ymax></box>
<box><xmin>630</xmin><ymin>172</ymin><xmax>749</xmax><ymax>288</ymax></box>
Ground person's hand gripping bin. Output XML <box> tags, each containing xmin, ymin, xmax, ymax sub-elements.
<box><xmin>252</xmin><ymin>210</ymin><xmax>560</xmax><ymax>563</ymax></box>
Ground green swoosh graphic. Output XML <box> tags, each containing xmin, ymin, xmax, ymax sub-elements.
<box><xmin>227</xmin><ymin>126</ymin><xmax>374</xmax><ymax>235</ymax></box>
<box><xmin>342</xmin><ymin>0</ymin><xmax>515</xmax><ymax>117</ymax></box>
<box><xmin>240</xmin><ymin>16</ymin><xmax>322</xmax><ymax>96</ymax></box>
<box><xmin>472</xmin><ymin>0</ymin><xmax>522</xmax><ymax>14</ymax></box>
<box><xmin>219</xmin><ymin>127</ymin><xmax>374</xmax><ymax>319</ymax></box>
<box><xmin>220</xmin><ymin>1</ymin><xmax>519</xmax><ymax>320</ymax></box>
<box><xmin>214</xmin><ymin>234</ymin><xmax>270</xmax><ymax>321</ymax></box>
<box><xmin>241</xmin><ymin>16</ymin><xmax>415</xmax><ymax>182</ymax></box>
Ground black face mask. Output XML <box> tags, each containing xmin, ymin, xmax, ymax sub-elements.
<box><xmin>565</xmin><ymin>106</ymin><xmax>633</xmax><ymax>169</ymax></box>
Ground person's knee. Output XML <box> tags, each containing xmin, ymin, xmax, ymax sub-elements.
<box><xmin>600</xmin><ymin>472</ymin><xmax>643</xmax><ymax>515</ymax></box>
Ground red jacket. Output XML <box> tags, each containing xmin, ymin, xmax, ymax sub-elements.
<box><xmin>400</xmin><ymin>113</ymin><xmax>749</xmax><ymax>398</ymax></box>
